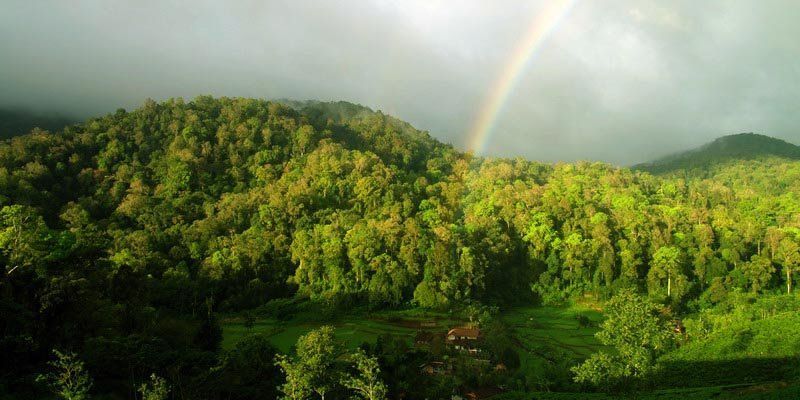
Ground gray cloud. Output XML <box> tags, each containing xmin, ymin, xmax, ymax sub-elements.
<box><xmin>1</xmin><ymin>0</ymin><xmax>798</xmax><ymax>164</ymax></box>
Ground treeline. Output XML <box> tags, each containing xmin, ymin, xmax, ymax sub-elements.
<box><xmin>634</xmin><ymin>132</ymin><xmax>800</xmax><ymax>174</ymax></box>
<box><xmin>2</xmin><ymin>96</ymin><xmax>800</xmax><ymax>396</ymax></box>
<box><xmin>3</xmin><ymin>97</ymin><xmax>800</xmax><ymax>310</ymax></box>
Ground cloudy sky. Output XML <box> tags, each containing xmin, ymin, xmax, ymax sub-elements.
<box><xmin>2</xmin><ymin>0</ymin><xmax>799</xmax><ymax>164</ymax></box>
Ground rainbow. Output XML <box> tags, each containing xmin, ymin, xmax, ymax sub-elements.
<box><xmin>466</xmin><ymin>0</ymin><xmax>577</xmax><ymax>154</ymax></box>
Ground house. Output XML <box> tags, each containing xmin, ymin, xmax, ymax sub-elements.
<box><xmin>447</xmin><ymin>327</ymin><xmax>480</xmax><ymax>341</ymax></box>
<box><xmin>420</xmin><ymin>361</ymin><xmax>451</xmax><ymax>375</ymax></box>
<box><xmin>447</xmin><ymin>327</ymin><xmax>482</xmax><ymax>354</ymax></box>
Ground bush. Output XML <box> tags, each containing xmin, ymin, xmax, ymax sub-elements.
<box><xmin>255</xmin><ymin>297</ymin><xmax>309</xmax><ymax>320</ymax></box>
<box><xmin>575</xmin><ymin>314</ymin><xmax>592</xmax><ymax>328</ymax></box>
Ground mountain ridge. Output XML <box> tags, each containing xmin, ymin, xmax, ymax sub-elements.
<box><xmin>633</xmin><ymin>132</ymin><xmax>800</xmax><ymax>174</ymax></box>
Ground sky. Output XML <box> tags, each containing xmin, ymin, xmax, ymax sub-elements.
<box><xmin>1</xmin><ymin>0</ymin><xmax>799</xmax><ymax>165</ymax></box>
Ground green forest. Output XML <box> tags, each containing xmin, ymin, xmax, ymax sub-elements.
<box><xmin>2</xmin><ymin>97</ymin><xmax>800</xmax><ymax>399</ymax></box>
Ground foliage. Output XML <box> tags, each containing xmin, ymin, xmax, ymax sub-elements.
<box><xmin>138</xmin><ymin>374</ymin><xmax>170</xmax><ymax>400</ymax></box>
<box><xmin>634</xmin><ymin>132</ymin><xmax>800</xmax><ymax>174</ymax></box>
<box><xmin>341</xmin><ymin>349</ymin><xmax>388</xmax><ymax>400</ymax></box>
<box><xmin>275</xmin><ymin>326</ymin><xmax>393</xmax><ymax>400</ymax></box>
<box><xmin>3</xmin><ymin>97</ymin><xmax>800</xmax><ymax>397</ymax></box>
<box><xmin>4</xmin><ymin>97</ymin><xmax>800</xmax><ymax>316</ymax></box>
<box><xmin>655</xmin><ymin>293</ymin><xmax>800</xmax><ymax>387</ymax></box>
<box><xmin>572</xmin><ymin>291</ymin><xmax>674</xmax><ymax>387</ymax></box>
<box><xmin>275</xmin><ymin>326</ymin><xmax>341</xmax><ymax>400</ymax></box>
<box><xmin>203</xmin><ymin>333</ymin><xmax>280</xmax><ymax>399</ymax></box>
<box><xmin>36</xmin><ymin>350</ymin><xmax>93</xmax><ymax>400</ymax></box>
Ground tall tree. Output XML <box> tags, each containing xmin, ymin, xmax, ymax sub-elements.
<box><xmin>138</xmin><ymin>374</ymin><xmax>170</xmax><ymax>400</ymax></box>
<box><xmin>647</xmin><ymin>246</ymin><xmax>687</xmax><ymax>299</ymax></box>
<box><xmin>341</xmin><ymin>349</ymin><xmax>388</xmax><ymax>400</ymax></box>
<box><xmin>0</xmin><ymin>205</ymin><xmax>51</xmax><ymax>277</ymax></box>
<box><xmin>37</xmin><ymin>350</ymin><xmax>93</xmax><ymax>400</ymax></box>
<box><xmin>777</xmin><ymin>234</ymin><xmax>800</xmax><ymax>294</ymax></box>
<box><xmin>276</xmin><ymin>326</ymin><xmax>341</xmax><ymax>400</ymax></box>
<box><xmin>572</xmin><ymin>290</ymin><xmax>674</xmax><ymax>386</ymax></box>
<box><xmin>740</xmin><ymin>254</ymin><xmax>775</xmax><ymax>293</ymax></box>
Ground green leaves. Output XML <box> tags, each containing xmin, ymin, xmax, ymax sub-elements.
<box><xmin>37</xmin><ymin>350</ymin><xmax>93</xmax><ymax>400</ymax></box>
<box><xmin>6</xmin><ymin>96</ymin><xmax>800</xmax><ymax>397</ymax></box>
<box><xmin>4</xmin><ymin>96</ymin><xmax>799</xmax><ymax>313</ymax></box>
<box><xmin>341</xmin><ymin>349</ymin><xmax>388</xmax><ymax>400</ymax></box>
<box><xmin>276</xmin><ymin>327</ymin><xmax>388</xmax><ymax>400</ymax></box>
<box><xmin>0</xmin><ymin>205</ymin><xmax>52</xmax><ymax>277</ymax></box>
<box><xmin>647</xmin><ymin>246</ymin><xmax>688</xmax><ymax>300</ymax></box>
<box><xmin>573</xmin><ymin>290</ymin><xmax>675</xmax><ymax>386</ymax></box>
<box><xmin>777</xmin><ymin>233</ymin><xmax>800</xmax><ymax>293</ymax></box>
<box><xmin>279</xmin><ymin>326</ymin><xmax>341</xmax><ymax>399</ymax></box>
<box><xmin>138</xmin><ymin>374</ymin><xmax>170</xmax><ymax>400</ymax></box>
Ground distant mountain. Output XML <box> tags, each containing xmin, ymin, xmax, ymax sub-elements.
<box><xmin>634</xmin><ymin>133</ymin><xmax>800</xmax><ymax>174</ymax></box>
<box><xmin>276</xmin><ymin>99</ymin><xmax>376</xmax><ymax>122</ymax></box>
<box><xmin>0</xmin><ymin>108</ymin><xmax>76</xmax><ymax>139</ymax></box>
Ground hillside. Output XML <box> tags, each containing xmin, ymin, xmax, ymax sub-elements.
<box><xmin>655</xmin><ymin>294</ymin><xmax>800</xmax><ymax>388</ymax></box>
<box><xmin>3</xmin><ymin>97</ymin><xmax>800</xmax><ymax>398</ymax></box>
<box><xmin>634</xmin><ymin>133</ymin><xmax>800</xmax><ymax>174</ymax></box>
<box><xmin>0</xmin><ymin>108</ymin><xmax>76</xmax><ymax>140</ymax></box>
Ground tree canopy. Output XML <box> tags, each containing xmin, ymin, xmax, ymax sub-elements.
<box><xmin>3</xmin><ymin>97</ymin><xmax>800</xmax><ymax>397</ymax></box>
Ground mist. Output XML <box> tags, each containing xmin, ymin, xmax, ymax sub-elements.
<box><xmin>2</xmin><ymin>0</ymin><xmax>799</xmax><ymax>165</ymax></box>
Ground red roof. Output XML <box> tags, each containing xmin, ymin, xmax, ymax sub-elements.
<box><xmin>448</xmin><ymin>327</ymin><xmax>480</xmax><ymax>338</ymax></box>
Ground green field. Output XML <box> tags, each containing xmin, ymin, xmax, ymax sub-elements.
<box><xmin>221</xmin><ymin>301</ymin><xmax>800</xmax><ymax>397</ymax></box>
<box><xmin>501</xmin><ymin>304</ymin><xmax>605</xmax><ymax>379</ymax></box>
<box><xmin>503</xmin><ymin>304</ymin><xmax>604</xmax><ymax>358</ymax></box>
<box><xmin>221</xmin><ymin>302</ymin><xmax>605</xmax><ymax>375</ymax></box>
<box><xmin>221</xmin><ymin>307</ymin><xmax>461</xmax><ymax>353</ymax></box>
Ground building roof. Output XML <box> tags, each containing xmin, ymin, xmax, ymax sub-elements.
<box><xmin>447</xmin><ymin>327</ymin><xmax>480</xmax><ymax>338</ymax></box>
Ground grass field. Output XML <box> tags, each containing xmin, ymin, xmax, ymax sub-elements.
<box><xmin>500</xmin><ymin>303</ymin><xmax>605</xmax><ymax>381</ymax></box>
<box><xmin>221</xmin><ymin>301</ymin><xmax>605</xmax><ymax>372</ymax></box>
<box><xmin>220</xmin><ymin>302</ymin><xmax>800</xmax><ymax>397</ymax></box>
<box><xmin>503</xmin><ymin>304</ymin><xmax>604</xmax><ymax>358</ymax></box>
<box><xmin>221</xmin><ymin>307</ymin><xmax>461</xmax><ymax>352</ymax></box>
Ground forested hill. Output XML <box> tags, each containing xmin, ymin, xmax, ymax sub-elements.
<box><xmin>4</xmin><ymin>96</ymin><xmax>800</xmax><ymax>397</ymax></box>
<box><xmin>0</xmin><ymin>108</ymin><xmax>76</xmax><ymax>140</ymax></box>
<box><xmin>3</xmin><ymin>96</ymin><xmax>800</xmax><ymax>312</ymax></box>
<box><xmin>634</xmin><ymin>132</ymin><xmax>800</xmax><ymax>174</ymax></box>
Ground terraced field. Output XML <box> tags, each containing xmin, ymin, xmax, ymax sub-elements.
<box><xmin>501</xmin><ymin>304</ymin><xmax>605</xmax><ymax>378</ymax></box>
<box><xmin>221</xmin><ymin>309</ymin><xmax>460</xmax><ymax>352</ymax></box>
<box><xmin>221</xmin><ymin>303</ymin><xmax>605</xmax><ymax>374</ymax></box>
<box><xmin>504</xmin><ymin>305</ymin><xmax>603</xmax><ymax>356</ymax></box>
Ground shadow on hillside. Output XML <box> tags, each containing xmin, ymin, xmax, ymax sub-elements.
<box><xmin>651</xmin><ymin>357</ymin><xmax>800</xmax><ymax>388</ymax></box>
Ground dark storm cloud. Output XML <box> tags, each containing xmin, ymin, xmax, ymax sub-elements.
<box><xmin>1</xmin><ymin>0</ymin><xmax>798</xmax><ymax>164</ymax></box>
